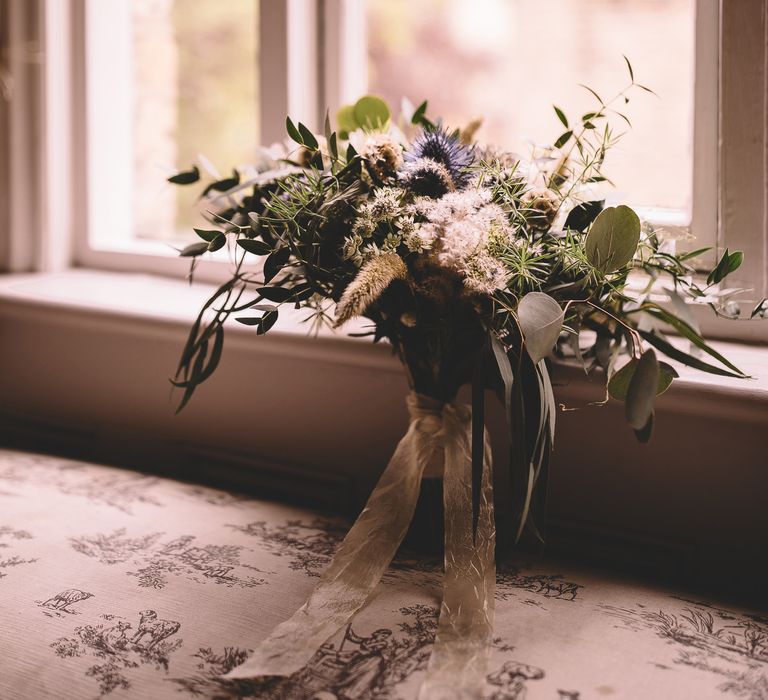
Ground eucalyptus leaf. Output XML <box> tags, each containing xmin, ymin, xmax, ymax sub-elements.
<box><xmin>257</xmin><ymin>286</ymin><xmax>294</xmax><ymax>303</ymax></box>
<box><xmin>585</xmin><ymin>205</ymin><xmax>641</xmax><ymax>272</ymax></box>
<box><xmin>625</xmin><ymin>349</ymin><xmax>659</xmax><ymax>430</ymax></box>
<box><xmin>336</xmin><ymin>104</ymin><xmax>358</xmax><ymax>136</ymax></box>
<box><xmin>179</xmin><ymin>241</ymin><xmax>209</xmax><ymax>257</ymax></box>
<box><xmin>353</xmin><ymin>95</ymin><xmax>390</xmax><ymax>129</ymax></box>
<box><xmin>517</xmin><ymin>292</ymin><xmax>564</xmax><ymax>363</ymax></box>
<box><xmin>237</xmin><ymin>239</ymin><xmax>271</xmax><ymax>256</ymax></box>
<box><xmin>608</xmin><ymin>358</ymin><xmax>678</xmax><ymax>401</ymax></box>
<box><xmin>564</xmin><ymin>200</ymin><xmax>604</xmax><ymax>233</ymax></box>
<box><xmin>194</xmin><ymin>228</ymin><xmax>221</xmax><ymax>242</ymax></box>
<box><xmin>258</xmin><ymin>309</ymin><xmax>279</xmax><ymax>335</ymax></box>
<box><xmin>263</xmin><ymin>246</ymin><xmax>291</xmax><ymax>283</ymax></box>
<box><xmin>167</xmin><ymin>166</ymin><xmax>200</xmax><ymax>185</ymax></box>
<box><xmin>207</xmin><ymin>233</ymin><xmax>227</xmax><ymax>252</ymax></box>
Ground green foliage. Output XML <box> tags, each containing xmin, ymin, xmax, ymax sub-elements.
<box><xmin>335</xmin><ymin>95</ymin><xmax>391</xmax><ymax>137</ymax></box>
<box><xmin>707</xmin><ymin>248</ymin><xmax>743</xmax><ymax>285</ymax></box>
<box><xmin>585</xmin><ymin>205</ymin><xmax>641</xmax><ymax>272</ymax></box>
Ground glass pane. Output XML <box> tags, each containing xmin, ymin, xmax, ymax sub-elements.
<box><xmin>367</xmin><ymin>0</ymin><xmax>694</xmax><ymax>216</ymax></box>
<box><xmin>131</xmin><ymin>0</ymin><xmax>259</xmax><ymax>242</ymax></box>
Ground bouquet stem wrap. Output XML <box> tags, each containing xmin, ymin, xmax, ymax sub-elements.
<box><xmin>225</xmin><ymin>392</ymin><xmax>496</xmax><ymax>699</ymax></box>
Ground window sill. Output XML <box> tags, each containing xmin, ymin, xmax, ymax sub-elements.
<box><xmin>1</xmin><ymin>268</ymin><xmax>766</xmax><ymax>403</ymax></box>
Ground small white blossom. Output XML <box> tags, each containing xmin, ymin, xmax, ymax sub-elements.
<box><xmin>382</xmin><ymin>232</ymin><xmax>402</xmax><ymax>253</ymax></box>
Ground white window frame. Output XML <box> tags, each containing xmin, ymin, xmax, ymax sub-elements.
<box><xmin>1</xmin><ymin>0</ymin><xmax>766</xmax><ymax>340</ymax></box>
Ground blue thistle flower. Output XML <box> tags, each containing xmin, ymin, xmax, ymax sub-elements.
<box><xmin>402</xmin><ymin>127</ymin><xmax>474</xmax><ymax>197</ymax></box>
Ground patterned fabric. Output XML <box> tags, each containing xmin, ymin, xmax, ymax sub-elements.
<box><xmin>0</xmin><ymin>448</ymin><xmax>765</xmax><ymax>699</ymax></box>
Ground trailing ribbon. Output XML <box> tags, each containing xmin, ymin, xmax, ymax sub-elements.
<box><xmin>225</xmin><ymin>392</ymin><xmax>496</xmax><ymax>699</ymax></box>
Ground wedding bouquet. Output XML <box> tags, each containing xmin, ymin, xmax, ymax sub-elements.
<box><xmin>168</xmin><ymin>67</ymin><xmax>750</xmax><ymax>696</ymax></box>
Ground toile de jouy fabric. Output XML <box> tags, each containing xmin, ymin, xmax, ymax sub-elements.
<box><xmin>0</xmin><ymin>448</ymin><xmax>766</xmax><ymax>700</ymax></box>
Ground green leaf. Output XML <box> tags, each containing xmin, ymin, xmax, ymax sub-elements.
<box><xmin>553</xmin><ymin>105</ymin><xmax>568</xmax><ymax>128</ymax></box>
<box><xmin>336</xmin><ymin>104</ymin><xmax>358</xmax><ymax>135</ymax></box>
<box><xmin>623</xmin><ymin>54</ymin><xmax>634</xmax><ymax>82</ymax></box>
<box><xmin>677</xmin><ymin>246</ymin><xmax>712</xmax><ymax>262</ymax></box>
<box><xmin>235</xmin><ymin>316</ymin><xmax>262</xmax><ymax>326</ymax></box>
<box><xmin>257</xmin><ymin>309</ymin><xmax>278</xmax><ymax>335</ymax></box>
<box><xmin>237</xmin><ymin>238</ymin><xmax>271</xmax><ymax>256</ymax></box>
<box><xmin>199</xmin><ymin>170</ymin><xmax>240</xmax><ymax>198</ymax></box>
<box><xmin>324</xmin><ymin>110</ymin><xmax>332</xmax><ymax>142</ymax></box>
<box><xmin>167</xmin><ymin>166</ymin><xmax>200</xmax><ymax>185</ymax></box>
<box><xmin>625</xmin><ymin>349</ymin><xmax>659</xmax><ymax>431</ymax></box>
<box><xmin>298</xmin><ymin>122</ymin><xmax>319</xmax><ymax>150</ymax></box>
<box><xmin>263</xmin><ymin>246</ymin><xmax>291</xmax><ymax>283</ymax></box>
<box><xmin>257</xmin><ymin>286</ymin><xmax>294</xmax><ymax>303</ymax></box>
<box><xmin>329</xmin><ymin>132</ymin><xmax>338</xmax><ymax>161</ymax></box>
<box><xmin>638</xmin><ymin>330</ymin><xmax>747</xmax><ymax>378</ymax></box>
<box><xmin>517</xmin><ymin>292</ymin><xmax>565</xmax><ymax>363</ymax></box>
<box><xmin>564</xmin><ymin>200</ymin><xmax>604</xmax><ymax>233</ymax></box>
<box><xmin>285</xmin><ymin>116</ymin><xmax>303</xmax><ymax>144</ymax></box>
<box><xmin>554</xmin><ymin>130</ymin><xmax>573</xmax><ymax>149</ymax></box>
<box><xmin>179</xmin><ymin>241</ymin><xmax>209</xmax><ymax>257</ymax></box>
<box><xmin>411</xmin><ymin>99</ymin><xmax>428</xmax><ymax>125</ymax></box>
<box><xmin>634</xmin><ymin>411</ymin><xmax>654</xmax><ymax>443</ymax></box>
<box><xmin>193</xmin><ymin>228</ymin><xmax>221</xmax><ymax>242</ymax></box>
<box><xmin>639</xmin><ymin>304</ymin><xmax>746</xmax><ymax>376</ymax></box>
<box><xmin>707</xmin><ymin>248</ymin><xmax>743</xmax><ymax>285</ymax></box>
<box><xmin>207</xmin><ymin>233</ymin><xmax>226</xmax><ymax>252</ymax></box>
<box><xmin>579</xmin><ymin>84</ymin><xmax>604</xmax><ymax>105</ymax></box>
<box><xmin>609</xmin><ymin>358</ymin><xmax>678</xmax><ymax>401</ymax></box>
<box><xmin>353</xmin><ymin>95</ymin><xmax>390</xmax><ymax>129</ymax></box>
<box><xmin>585</xmin><ymin>205</ymin><xmax>641</xmax><ymax>272</ymax></box>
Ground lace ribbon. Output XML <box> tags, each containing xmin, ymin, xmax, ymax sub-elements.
<box><xmin>225</xmin><ymin>392</ymin><xmax>496</xmax><ymax>699</ymax></box>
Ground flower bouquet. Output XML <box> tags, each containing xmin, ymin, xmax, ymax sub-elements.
<box><xmin>169</xmin><ymin>67</ymin><xmax>750</xmax><ymax>696</ymax></box>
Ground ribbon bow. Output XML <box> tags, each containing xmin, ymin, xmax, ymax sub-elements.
<box><xmin>226</xmin><ymin>392</ymin><xmax>496</xmax><ymax>699</ymax></box>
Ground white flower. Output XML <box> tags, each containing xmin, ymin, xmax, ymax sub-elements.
<box><xmin>415</xmin><ymin>188</ymin><xmax>514</xmax><ymax>294</ymax></box>
<box><xmin>381</xmin><ymin>232</ymin><xmax>402</xmax><ymax>253</ymax></box>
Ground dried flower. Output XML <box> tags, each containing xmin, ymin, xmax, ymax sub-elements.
<box><xmin>358</xmin><ymin>133</ymin><xmax>404</xmax><ymax>179</ymax></box>
<box><xmin>334</xmin><ymin>253</ymin><xmax>409</xmax><ymax>326</ymax></box>
<box><xmin>400</xmin><ymin>157</ymin><xmax>456</xmax><ymax>198</ymax></box>
<box><xmin>523</xmin><ymin>188</ymin><xmax>559</xmax><ymax>232</ymax></box>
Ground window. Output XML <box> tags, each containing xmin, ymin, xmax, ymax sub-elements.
<box><xmin>367</xmin><ymin>0</ymin><xmax>696</xmax><ymax>221</ymax></box>
<box><xmin>84</xmin><ymin>0</ymin><xmax>259</xmax><ymax>252</ymax></box>
<box><xmin>1</xmin><ymin>0</ymin><xmax>766</xmax><ymax>337</ymax></box>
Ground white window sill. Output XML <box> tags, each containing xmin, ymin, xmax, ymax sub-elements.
<box><xmin>1</xmin><ymin>268</ymin><xmax>766</xmax><ymax>406</ymax></box>
<box><xmin>0</xmin><ymin>268</ymin><xmax>397</xmax><ymax>372</ymax></box>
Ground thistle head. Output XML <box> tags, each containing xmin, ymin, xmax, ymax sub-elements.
<box><xmin>401</xmin><ymin>126</ymin><xmax>474</xmax><ymax>197</ymax></box>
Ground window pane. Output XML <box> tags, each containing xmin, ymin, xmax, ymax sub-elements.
<box><xmin>88</xmin><ymin>0</ymin><xmax>259</xmax><ymax>246</ymax></box>
<box><xmin>367</xmin><ymin>0</ymin><xmax>694</xmax><ymax>216</ymax></box>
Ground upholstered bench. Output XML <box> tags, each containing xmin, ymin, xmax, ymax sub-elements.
<box><xmin>1</xmin><ymin>448</ymin><xmax>765</xmax><ymax>699</ymax></box>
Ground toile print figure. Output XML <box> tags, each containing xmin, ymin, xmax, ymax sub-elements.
<box><xmin>51</xmin><ymin>608</ymin><xmax>183</xmax><ymax>696</ymax></box>
<box><xmin>496</xmin><ymin>567</ymin><xmax>583</xmax><ymax>602</ymax></box>
<box><xmin>0</xmin><ymin>525</ymin><xmax>37</xmax><ymax>580</ymax></box>
<box><xmin>39</xmin><ymin>588</ymin><xmax>94</xmax><ymax>616</ymax></box>
<box><xmin>486</xmin><ymin>661</ymin><xmax>545</xmax><ymax>700</ymax></box>
<box><xmin>69</xmin><ymin>528</ymin><xmax>267</xmax><ymax>588</ymax></box>
<box><xmin>228</xmin><ymin>518</ymin><xmax>347</xmax><ymax>577</ymax></box>
<box><xmin>314</xmin><ymin>626</ymin><xmax>394</xmax><ymax>697</ymax></box>
<box><xmin>131</xmin><ymin>609</ymin><xmax>182</xmax><ymax>650</ymax></box>
<box><xmin>601</xmin><ymin>600</ymin><xmax>768</xmax><ymax>698</ymax></box>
